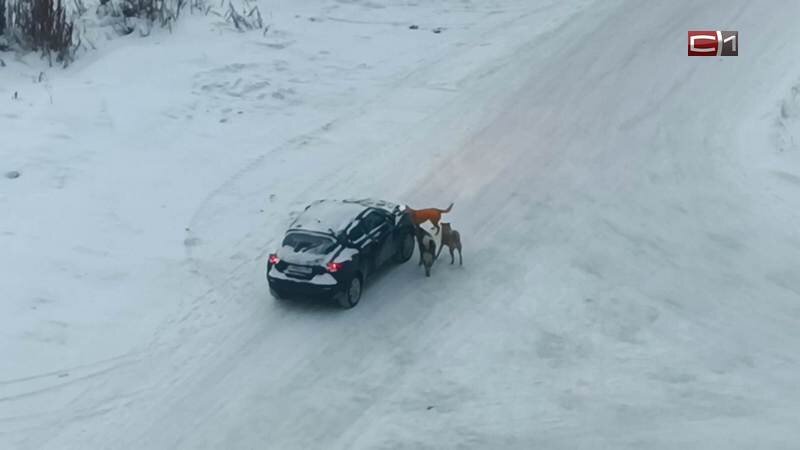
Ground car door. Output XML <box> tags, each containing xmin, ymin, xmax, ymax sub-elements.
<box><xmin>361</xmin><ymin>210</ymin><xmax>394</xmax><ymax>267</ymax></box>
<box><xmin>347</xmin><ymin>220</ymin><xmax>377</xmax><ymax>275</ymax></box>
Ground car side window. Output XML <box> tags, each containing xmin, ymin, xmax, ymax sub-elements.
<box><xmin>348</xmin><ymin>223</ymin><xmax>366</xmax><ymax>242</ymax></box>
<box><xmin>361</xmin><ymin>211</ymin><xmax>385</xmax><ymax>233</ymax></box>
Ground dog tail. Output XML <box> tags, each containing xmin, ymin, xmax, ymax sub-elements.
<box><xmin>440</xmin><ymin>202</ymin><xmax>454</xmax><ymax>213</ymax></box>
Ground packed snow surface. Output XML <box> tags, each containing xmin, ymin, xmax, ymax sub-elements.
<box><xmin>2</xmin><ymin>0</ymin><xmax>800</xmax><ymax>449</ymax></box>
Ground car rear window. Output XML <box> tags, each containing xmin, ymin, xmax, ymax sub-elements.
<box><xmin>282</xmin><ymin>232</ymin><xmax>336</xmax><ymax>255</ymax></box>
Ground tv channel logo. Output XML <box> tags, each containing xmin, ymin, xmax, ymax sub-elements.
<box><xmin>688</xmin><ymin>31</ymin><xmax>738</xmax><ymax>56</ymax></box>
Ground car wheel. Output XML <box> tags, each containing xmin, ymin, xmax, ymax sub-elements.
<box><xmin>337</xmin><ymin>275</ymin><xmax>362</xmax><ymax>309</ymax></box>
<box><xmin>394</xmin><ymin>230</ymin><xmax>415</xmax><ymax>263</ymax></box>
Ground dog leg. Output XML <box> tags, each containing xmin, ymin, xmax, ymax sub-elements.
<box><xmin>422</xmin><ymin>252</ymin><xmax>433</xmax><ymax>276</ymax></box>
<box><xmin>449</xmin><ymin>246</ymin><xmax>455</xmax><ymax>264</ymax></box>
<box><xmin>458</xmin><ymin>248</ymin><xmax>462</xmax><ymax>265</ymax></box>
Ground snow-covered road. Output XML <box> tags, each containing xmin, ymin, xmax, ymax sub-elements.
<box><xmin>3</xmin><ymin>0</ymin><xmax>800</xmax><ymax>448</ymax></box>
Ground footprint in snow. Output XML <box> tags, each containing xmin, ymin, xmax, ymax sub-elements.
<box><xmin>184</xmin><ymin>237</ymin><xmax>201</xmax><ymax>248</ymax></box>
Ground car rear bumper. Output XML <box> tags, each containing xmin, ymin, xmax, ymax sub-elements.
<box><xmin>267</xmin><ymin>270</ymin><xmax>345</xmax><ymax>300</ymax></box>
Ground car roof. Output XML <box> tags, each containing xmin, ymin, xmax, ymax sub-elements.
<box><xmin>289</xmin><ymin>199</ymin><xmax>400</xmax><ymax>234</ymax></box>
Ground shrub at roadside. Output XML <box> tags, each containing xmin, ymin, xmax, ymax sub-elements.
<box><xmin>1</xmin><ymin>0</ymin><xmax>7</xmax><ymax>37</ymax></box>
<box><xmin>6</xmin><ymin>0</ymin><xmax>75</xmax><ymax>64</ymax></box>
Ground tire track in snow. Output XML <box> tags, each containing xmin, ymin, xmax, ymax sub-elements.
<box><xmin>68</xmin><ymin>4</ymin><xmax>598</xmax><ymax>449</ymax></box>
<box><xmin>114</xmin><ymin>4</ymin><xmax>608</xmax><ymax>449</ymax></box>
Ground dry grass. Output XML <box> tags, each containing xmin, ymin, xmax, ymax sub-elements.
<box><xmin>7</xmin><ymin>0</ymin><xmax>75</xmax><ymax>64</ymax></box>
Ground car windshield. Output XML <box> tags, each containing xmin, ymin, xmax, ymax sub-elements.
<box><xmin>282</xmin><ymin>232</ymin><xmax>336</xmax><ymax>255</ymax></box>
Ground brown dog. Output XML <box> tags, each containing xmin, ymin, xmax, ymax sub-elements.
<box><xmin>406</xmin><ymin>203</ymin><xmax>453</xmax><ymax>234</ymax></box>
<box><xmin>437</xmin><ymin>222</ymin><xmax>462</xmax><ymax>265</ymax></box>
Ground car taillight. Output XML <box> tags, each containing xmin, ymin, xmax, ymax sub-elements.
<box><xmin>268</xmin><ymin>254</ymin><xmax>280</xmax><ymax>265</ymax></box>
<box><xmin>326</xmin><ymin>262</ymin><xmax>342</xmax><ymax>273</ymax></box>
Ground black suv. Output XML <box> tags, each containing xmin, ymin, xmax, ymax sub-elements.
<box><xmin>267</xmin><ymin>199</ymin><xmax>416</xmax><ymax>308</ymax></box>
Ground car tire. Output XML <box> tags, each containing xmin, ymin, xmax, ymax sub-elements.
<box><xmin>337</xmin><ymin>275</ymin><xmax>362</xmax><ymax>309</ymax></box>
<box><xmin>394</xmin><ymin>229</ymin><xmax>415</xmax><ymax>263</ymax></box>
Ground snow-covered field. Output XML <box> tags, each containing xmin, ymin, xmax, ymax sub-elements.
<box><xmin>2</xmin><ymin>0</ymin><xmax>800</xmax><ymax>448</ymax></box>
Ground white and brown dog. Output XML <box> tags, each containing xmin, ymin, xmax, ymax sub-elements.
<box><xmin>414</xmin><ymin>224</ymin><xmax>438</xmax><ymax>277</ymax></box>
